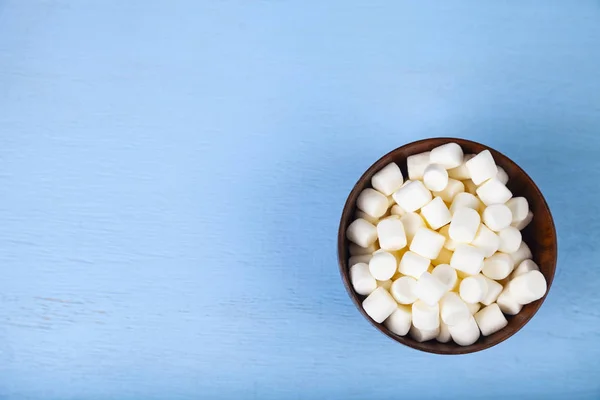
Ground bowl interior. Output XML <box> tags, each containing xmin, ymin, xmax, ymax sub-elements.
<box><xmin>338</xmin><ymin>137</ymin><xmax>557</xmax><ymax>354</ymax></box>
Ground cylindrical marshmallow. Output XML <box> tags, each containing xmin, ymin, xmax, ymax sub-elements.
<box><xmin>409</xmin><ymin>324</ymin><xmax>440</xmax><ymax>342</ymax></box>
<box><xmin>415</xmin><ymin>272</ymin><xmax>447</xmax><ymax>306</ymax></box>
<box><xmin>377</xmin><ymin>218</ymin><xmax>407</xmax><ymax>251</ymax></box>
<box><xmin>349</xmin><ymin>241</ymin><xmax>379</xmax><ymax>256</ymax></box>
<box><xmin>509</xmin><ymin>242</ymin><xmax>533</xmax><ymax>266</ymax></box>
<box><xmin>449</xmin><ymin>192</ymin><xmax>481</xmax><ymax>215</ymax></box>
<box><xmin>482</xmin><ymin>252</ymin><xmax>514</xmax><ymax>280</ymax></box>
<box><xmin>496</xmin><ymin>288</ymin><xmax>522</xmax><ymax>315</ymax></box>
<box><xmin>508</xmin><ymin>270</ymin><xmax>547</xmax><ymax>305</ymax></box>
<box><xmin>362</xmin><ymin>287</ymin><xmax>398</xmax><ymax>323</ymax></box>
<box><xmin>496</xmin><ymin>166</ymin><xmax>509</xmax><ymax>185</ymax></box>
<box><xmin>450</xmin><ymin>244</ymin><xmax>485</xmax><ymax>275</ymax></box>
<box><xmin>476</xmin><ymin>178</ymin><xmax>513</xmax><ymax>206</ymax></box>
<box><xmin>474</xmin><ymin>303</ymin><xmax>508</xmax><ymax>336</ymax></box>
<box><xmin>440</xmin><ymin>292</ymin><xmax>471</xmax><ymax>326</ymax></box>
<box><xmin>483</xmin><ymin>204</ymin><xmax>513</xmax><ymax>232</ymax></box>
<box><xmin>423</xmin><ymin>164</ymin><xmax>449</xmax><ymax>192</ymax></box>
<box><xmin>350</xmin><ymin>263</ymin><xmax>378</xmax><ymax>295</ymax></box>
<box><xmin>410</xmin><ymin>227</ymin><xmax>446</xmax><ymax>260</ymax></box>
<box><xmin>432</xmin><ymin>179</ymin><xmax>464</xmax><ymax>203</ymax></box>
<box><xmin>471</xmin><ymin>223</ymin><xmax>500</xmax><ymax>258</ymax></box>
<box><xmin>346</xmin><ymin>218</ymin><xmax>378</xmax><ymax>248</ymax></box>
<box><xmin>391</xmin><ymin>204</ymin><xmax>406</xmax><ymax>217</ymax></box>
<box><xmin>430</xmin><ymin>142</ymin><xmax>464</xmax><ymax>169</ymax></box>
<box><xmin>480</xmin><ymin>275</ymin><xmax>503</xmax><ymax>306</ymax></box>
<box><xmin>439</xmin><ymin>225</ymin><xmax>459</xmax><ymax>251</ymax></box>
<box><xmin>391</xmin><ymin>276</ymin><xmax>418</xmax><ymax>304</ymax></box>
<box><xmin>407</xmin><ymin>152</ymin><xmax>431</xmax><ymax>180</ymax></box>
<box><xmin>465</xmin><ymin>150</ymin><xmax>498</xmax><ymax>185</ymax></box>
<box><xmin>437</xmin><ymin>322</ymin><xmax>452</xmax><ymax>343</ymax></box>
<box><xmin>431</xmin><ymin>263</ymin><xmax>458</xmax><ymax>292</ymax></box>
<box><xmin>512</xmin><ymin>259</ymin><xmax>539</xmax><ymax>278</ymax></box>
<box><xmin>355</xmin><ymin>210</ymin><xmax>379</xmax><ymax>225</ymax></box>
<box><xmin>512</xmin><ymin>210</ymin><xmax>533</xmax><ymax>230</ymax></box>
<box><xmin>467</xmin><ymin>302</ymin><xmax>481</xmax><ymax>315</ymax></box>
<box><xmin>420</xmin><ymin>196</ymin><xmax>451</xmax><ymax>230</ymax></box>
<box><xmin>463</xmin><ymin>179</ymin><xmax>478</xmax><ymax>195</ymax></box>
<box><xmin>349</xmin><ymin>254</ymin><xmax>372</xmax><ymax>266</ymax></box>
<box><xmin>459</xmin><ymin>274</ymin><xmax>488</xmax><ymax>304</ymax></box>
<box><xmin>497</xmin><ymin>226</ymin><xmax>522</xmax><ymax>253</ymax></box>
<box><xmin>447</xmin><ymin>154</ymin><xmax>475</xmax><ymax>180</ymax></box>
<box><xmin>399</xmin><ymin>251</ymin><xmax>430</xmax><ymax>279</ymax></box>
<box><xmin>449</xmin><ymin>207</ymin><xmax>481</xmax><ymax>243</ymax></box>
<box><xmin>400</xmin><ymin>212</ymin><xmax>426</xmax><ymax>244</ymax></box>
<box><xmin>448</xmin><ymin>316</ymin><xmax>480</xmax><ymax>346</ymax></box>
<box><xmin>412</xmin><ymin>300</ymin><xmax>440</xmax><ymax>330</ymax></box>
<box><xmin>384</xmin><ymin>305</ymin><xmax>412</xmax><ymax>336</ymax></box>
<box><xmin>392</xmin><ymin>181</ymin><xmax>432</xmax><ymax>213</ymax></box>
<box><xmin>506</xmin><ymin>197</ymin><xmax>529</xmax><ymax>224</ymax></box>
<box><xmin>357</xmin><ymin>188</ymin><xmax>389</xmax><ymax>219</ymax></box>
<box><xmin>371</xmin><ymin>162</ymin><xmax>404</xmax><ymax>196</ymax></box>
<box><xmin>432</xmin><ymin>247</ymin><xmax>453</xmax><ymax>267</ymax></box>
<box><xmin>369</xmin><ymin>251</ymin><xmax>397</xmax><ymax>281</ymax></box>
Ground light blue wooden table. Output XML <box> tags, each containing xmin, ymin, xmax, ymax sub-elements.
<box><xmin>1</xmin><ymin>1</ymin><xmax>599</xmax><ymax>399</ymax></box>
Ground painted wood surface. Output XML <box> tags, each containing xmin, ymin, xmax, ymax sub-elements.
<box><xmin>0</xmin><ymin>1</ymin><xmax>599</xmax><ymax>399</ymax></box>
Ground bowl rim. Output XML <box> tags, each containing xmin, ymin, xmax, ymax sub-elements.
<box><xmin>337</xmin><ymin>137</ymin><xmax>557</xmax><ymax>354</ymax></box>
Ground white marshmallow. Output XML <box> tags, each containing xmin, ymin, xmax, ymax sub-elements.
<box><xmin>482</xmin><ymin>252</ymin><xmax>514</xmax><ymax>280</ymax></box>
<box><xmin>349</xmin><ymin>254</ymin><xmax>372</xmax><ymax>266</ymax></box>
<box><xmin>449</xmin><ymin>207</ymin><xmax>481</xmax><ymax>243</ymax></box>
<box><xmin>400</xmin><ymin>212</ymin><xmax>426</xmax><ymax>244</ymax></box>
<box><xmin>346</xmin><ymin>218</ymin><xmax>378</xmax><ymax>248</ymax></box>
<box><xmin>437</xmin><ymin>322</ymin><xmax>452</xmax><ymax>343</ymax></box>
<box><xmin>378</xmin><ymin>279</ymin><xmax>393</xmax><ymax>291</ymax></box>
<box><xmin>369</xmin><ymin>251</ymin><xmax>398</xmax><ymax>281</ymax></box>
<box><xmin>439</xmin><ymin>225</ymin><xmax>459</xmax><ymax>251</ymax></box>
<box><xmin>409</xmin><ymin>324</ymin><xmax>440</xmax><ymax>342</ymax></box>
<box><xmin>459</xmin><ymin>274</ymin><xmax>488</xmax><ymax>304</ymax></box>
<box><xmin>376</xmin><ymin>218</ymin><xmax>407</xmax><ymax>251</ymax></box>
<box><xmin>432</xmin><ymin>178</ymin><xmax>464</xmax><ymax>203</ymax></box>
<box><xmin>412</xmin><ymin>300</ymin><xmax>440</xmax><ymax>330</ymax></box>
<box><xmin>390</xmin><ymin>204</ymin><xmax>406</xmax><ymax>217</ymax></box>
<box><xmin>483</xmin><ymin>204</ymin><xmax>513</xmax><ymax>232</ymax></box>
<box><xmin>512</xmin><ymin>210</ymin><xmax>533</xmax><ymax>230</ymax></box>
<box><xmin>415</xmin><ymin>272</ymin><xmax>447</xmax><ymax>306</ymax></box>
<box><xmin>471</xmin><ymin>224</ymin><xmax>500</xmax><ymax>258</ymax></box>
<box><xmin>449</xmin><ymin>316</ymin><xmax>480</xmax><ymax>346</ymax></box>
<box><xmin>431</xmin><ymin>264</ymin><xmax>458</xmax><ymax>292</ymax></box>
<box><xmin>355</xmin><ymin>210</ymin><xmax>379</xmax><ymax>225</ymax></box>
<box><xmin>512</xmin><ymin>259</ymin><xmax>539</xmax><ymax>278</ymax></box>
<box><xmin>496</xmin><ymin>166</ymin><xmax>509</xmax><ymax>185</ymax></box>
<box><xmin>496</xmin><ymin>288</ymin><xmax>522</xmax><ymax>315</ymax></box>
<box><xmin>430</xmin><ymin>142</ymin><xmax>464</xmax><ymax>169</ymax></box>
<box><xmin>362</xmin><ymin>287</ymin><xmax>398</xmax><ymax>323</ymax></box>
<box><xmin>476</xmin><ymin>178</ymin><xmax>513</xmax><ymax>206</ymax></box>
<box><xmin>410</xmin><ymin>227</ymin><xmax>445</xmax><ymax>260</ymax></box>
<box><xmin>384</xmin><ymin>305</ymin><xmax>412</xmax><ymax>336</ymax></box>
<box><xmin>349</xmin><ymin>242</ymin><xmax>379</xmax><ymax>256</ymax></box>
<box><xmin>497</xmin><ymin>227</ymin><xmax>522</xmax><ymax>253</ymax></box>
<box><xmin>357</xmin><ymin>188</ymin><xmax>389</xmax><ymax>219</ymax></box>
<box><xmin>440</xmin><ymin>292</ymin><xmax>471</xmax><ymax>326</ymax></box>
<box><xmin>508</xmin><ymin>270</ymin><xmax>547</xmax><ymax>305</ymax></box>
<box><xmin>432</xmin><ymin>246</ymin><xmax>453</xmax><ymax>267</ymax></box>
<box><xmin>407</xmin><ymin>152</ymin><xmax>431</xmax><ymax>180</ymax></box>
<box><xmin>449</xmin><ymin>192</ymin><xmax>481</xmax><ymax>215</ymax></box>
<box><xmin>420</xmin><ymin>197</ymin><xmax>451</xmax><ymax>230</ymax></box>
<box><xmin>448</xmin><ymin>154</ymin><xmax>475</xmax><ymax>180</ymax></box>
<box><xmin>371</xmin><ymin>162</ymin><xmax>404</xmax><ymax>196</ymax></box>
<box><xmin>451</xmin><ymin>244</ymin><xmax>485</xmax><ymax>275</ymax></box>
<box><xmin>480</xmin><ymin>275</ymin><xmax>503</xmax><ymax>306</ymax></box>
<box><xmin>350</xmin><ymin>263</ymin><xmax>378</xmax><ymax>295</ymax></box>
<box><xmin>398</xmin><ymin>251</ymin><xmax>430</xmax><ymax>279</ymax></box>
<box><xmin>392</xmin><ymin>180</ymin><xmax>432</xmax><ymax>213</ymax></box>
<box><xmin>463</xmin><ymin>179</ymin><xmax>478</xmax><ymax>195</ymax></box>
<box><xmin>474</xmin><ymin>303</ymin><xmax>508</xmax><ymax>336</ymax></box>
<box><xmin>423</xmin><ymin>164</ymin><xmax>449</xmax><ymax>192</ymax></box>
<box><xmin>509</xmin><ymin>242</ymin><xmax>533</xmax><ymax>266</ymax></box>
<box><xmin>391</xmin><ymin>276</ymin><xmax>418</xmax><ymax>304</ymax></box>
<box><xmin>506</xmin><ymin>197</ymin><xmax>529</xmax><ymax>223</ymax></box>
<box><xmin>467</xmin><ymin>302</ymin><xmax>481</xmax><ymax>315</ymax></box>
<box><xmin>466</xmin><ymin>150</ymin><xmax>498</xmax><ymax>185</ymax></box>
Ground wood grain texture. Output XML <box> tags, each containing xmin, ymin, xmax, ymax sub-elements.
<box><xmin>0</xmin><ymin>0</ymin><xmax>600</xmax><ymax>399</ymax></box>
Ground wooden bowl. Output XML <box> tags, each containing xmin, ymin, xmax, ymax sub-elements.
<box><xmin>337</xmin><ymin>137</ymin><xmax>557</xmax><ymax>354</ymax></box>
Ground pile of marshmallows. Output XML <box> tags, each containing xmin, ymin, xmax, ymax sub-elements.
<box><xmin>346</xmin><ymin>143</ymin><xmax>547</xmax><ymax>346</ymax></box>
